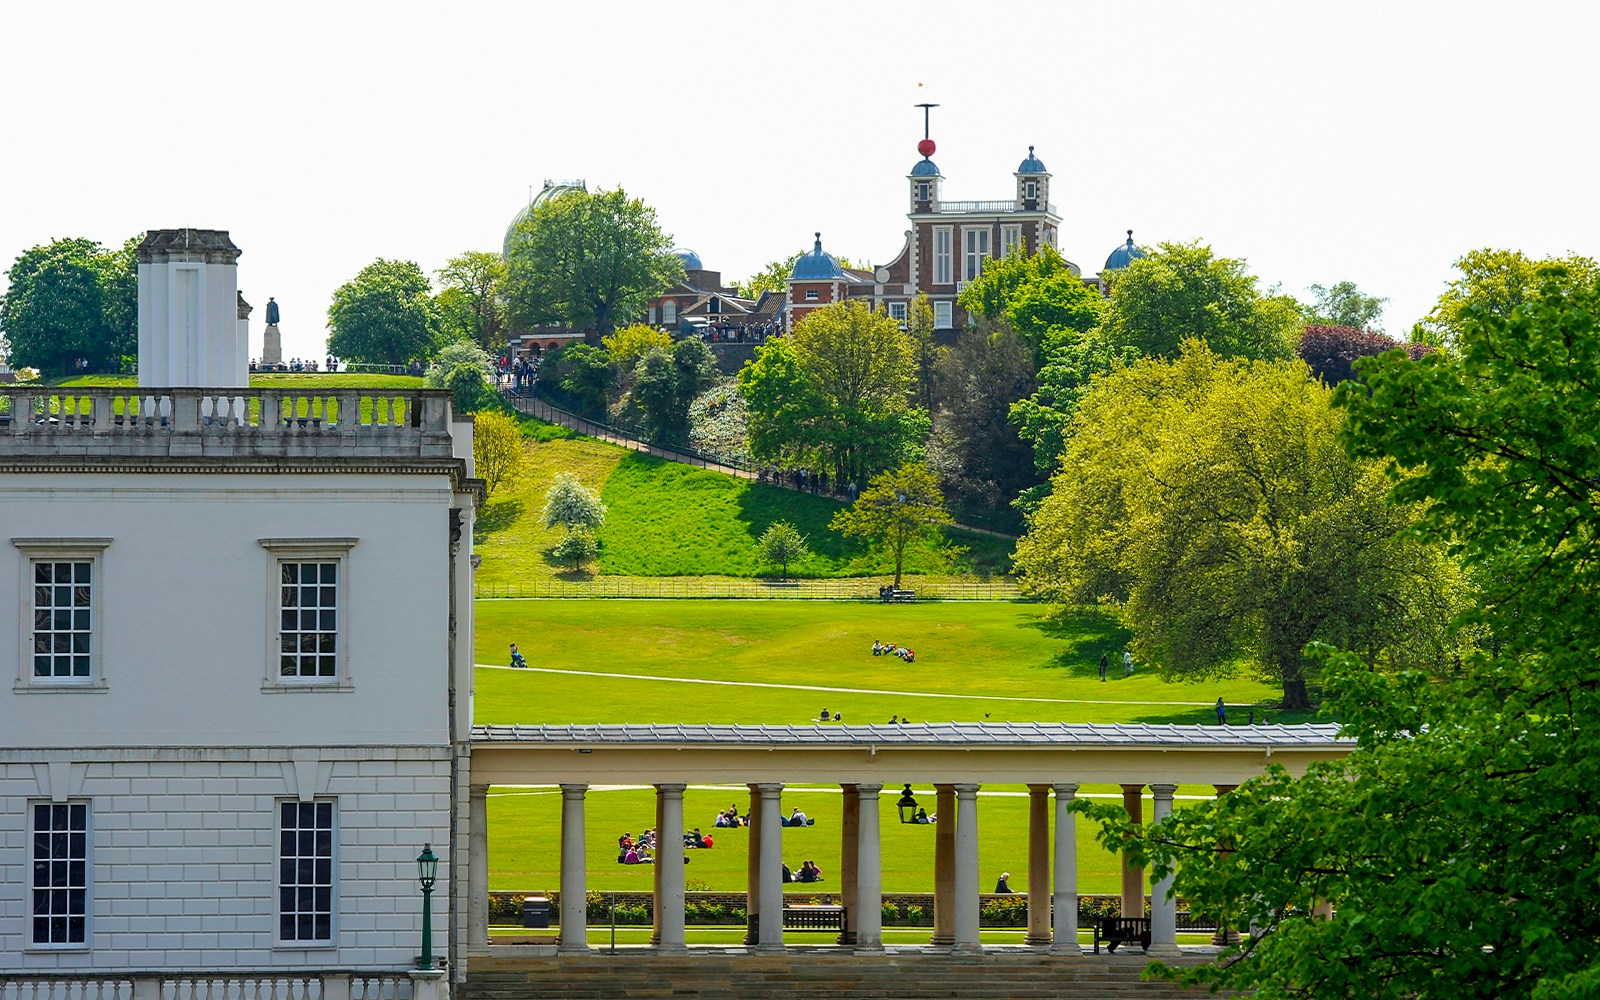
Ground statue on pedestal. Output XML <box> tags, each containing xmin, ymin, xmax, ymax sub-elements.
<box><xmin>266</xmin><ymin>297</ymin><xmax>280</xmax><ymax>325</ymax></box>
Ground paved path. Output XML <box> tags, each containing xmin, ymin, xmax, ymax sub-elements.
<box><xmin>478</xmin><ymin>663</ymin><xmax>1212</xmax><ymax>708</ymax></box>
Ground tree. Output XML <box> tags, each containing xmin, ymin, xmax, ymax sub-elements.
<box><xmin>434</xmin><ymin>251</ymin><xmax>506</xmax><ymax>350</ymax></box>
<box><xmin>926</xmin><ymin>327</ymin><xmax>1041</xmax><ymax>529</ymax></box>
<box><xmin>738</xmin><ymin>300</ymin><xmax>928</xmax><ymax>485</ymax></box>
<box><xmin>545</xmin><ymin>342</ymin><xmax>612</xmax><ymax>419</ymax></box>
<box><xmin>735</xmin><ymin>253</ymin><xmax>803</xmax><ymax>299</ymax></box>
<box><xmin>1009</xmin><ymin>333</ymin><xmax>1141</xmax><ymax>474</ymax></box>
<box><xmin>957</xmin><ymin>246</ymin><xmax>1102</xmax><ymax>364</ymax></box>
<box><xmin>1306</xmin><ymin>280</ymin><xmax>1387</xmax><ymax>331</ymax></box>
<box><xmin>758</xmin><ymin>521</ymin><xmax>810</xmax><ymax>581</ymax></box>
<box><xmin>425</xmin><ymin>340</ymin><xmax>496</xmax><ymax>413</ymax></box>
<box><xmin>628</xmin><ymin>337</ymin><xmax>718</xmax><ymax>444</ymax></box>
<box><xmin>1013</xmin><ymin>343</ymin><xmax>1460</xmax><ymax>708</ymax></box>
<box><xmin>602</xmin><ymin>323</ymin><xmax>671</xmax><ymax>369</ymax></box>
<box><xmin>1</xmin><ymin>236</ymin><xmax>137</xmax><ymax>374</ymax></box>
<box><xmin>1415</xmin><ymin>247</ymin><xmax>1600</xmax><ymax>346</ymax></box>
<box><xmin>551</xmin><ymin>529</ymin><xmax>598</xmax><ymax>572</ymax></box>
<box><xmin>831</xmin><ymin>463</ymin><xmax>954</xmax><ymax>589</ymax></box>
<box><xmin>503</xmin><ymin>187</ymin><xmax>682</xmax><ymax>340</ymax></box>
<box><xmin>327</xmin><ymin>259</ymin><xmax>439</xmax><ymax>366</ymax></box>
<box><xmin>1100</xmin><ymin>241</ymin><xmax>1301</xmax><ymax>362</ymax></box>
<box><xmin>542</xmin><ymin>471</ymin><xmax>606</xmax><ymax>534</ymax></box>
<box><xmin>1086</xmin><ymin>272</ymin><xmax>1600</xmax><ymax>999</ymax></box>
<box><xmin>1297</xmin><ymin>324</ymin><xmax>1403</xmax><ymax>384</ymax></box>
<box><xmin>472</xmin><ymin>410</ymin><xmax>525</xmax><ymax>497</ymax></box>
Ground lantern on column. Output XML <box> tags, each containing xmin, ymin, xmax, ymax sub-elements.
<box><xmin>897</xmin><ymin>784</ymin><xmax>919</xmax><ymax>824</ymax></box>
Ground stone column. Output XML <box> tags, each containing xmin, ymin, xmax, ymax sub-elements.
<box><xmin>1120</xmin><ymin>784</ymin><xmax>1145</xmax><ymax>920</ymax></box>
<box><xmin>1051</xmin><ymin>783</ymin><xmax>1080</xmax><ymax>954</ymax></box>
<box><xmin>1211</xmin><ymin>784</ymin><xmax>1240</xmax><ymax>946</ymax></box>
<box><xmin>931</xmin><ymin>784</ymin><xmax>956</xmax><ymax>945</ymax></box>
<box><xmin>953</xmin><ymin>783</ymin><xmax>981</xmax><ymax>953</ymax></box>
<box><xmin>559</xmin><ymin>784</ymin><xmax>589</xmax><ymax>953</ymax></box>
<box><xmin>1148</xmin><ymin>784</ymin><xmax>1180</xmax><ymax>956</ymax></box>
<box><xmin>1025</xmin><ymin>784</ymin><xmax>1051</xmax><ymax>945</ymax></box>
<box><xmin>745</xmin><ymin>783</ymin><xmax>763</xmax><ymax>946</ymax></box>
<box><xmin>756</xmin><ymin>783</ymin><xmax>785</xmax><ymax>951</ymax></box>
<box><xmin>651</xmin><ymin>789</ymin><xmax>665</xmax><ymax>945</ymax></box>
<box><xmin>854</xmin><ymin>783</ymin><xmax>884</xmax><ymax>952</ymax></box>
<box><xmin>657</xmin><ymin>784</ymin><xmax>687</xmax><ymax>952</ymax></box>
<box><xmin>839</xmin><ymin>784</ymin><xmax>860</xmax><ymax>945</ymax></box>
<box><xmin>468</xmin><ymin>785</ymin><xmax>489</xmax><ymax>948</ymax></box>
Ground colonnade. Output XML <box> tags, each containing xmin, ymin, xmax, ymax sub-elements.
<box><xmin>467</xmin><ymin>780</ymin><xmax>1199</xmax><ymax>956</ymax></box>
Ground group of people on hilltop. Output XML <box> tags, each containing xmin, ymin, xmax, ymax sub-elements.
<box><xmin>872</xmin><ymin>640</ymin><xmax>916</xmax><ymax>663</ymax></box>
<box><xmin>754</xmin><ymin>467</ymin><xmax>858</xmax><ymax>502</ymax></box>
<box><xmin>498</xmin><ymin>355</ymin><xmax>540</xmax><ymax>394</ymax></box>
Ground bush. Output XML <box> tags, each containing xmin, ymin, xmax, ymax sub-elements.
<box><xmin>980</xmin><ymin>895</ymin><xmax>1028</xmax><ymax>927</ymax></box>
<box><xmin>426</xmin><ymin>341</ymin><xmax>496</xmax><ymax>413</ymax></box>
<box><xmin>473</xmin><ymin>410</ymin><xmax>526</xmax><ymax>497</ymax></box>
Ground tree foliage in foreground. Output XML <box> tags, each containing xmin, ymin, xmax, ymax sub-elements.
<box><xmin>1416</xmin><ymin>246</ymin><xmax>1600</xmax><ymax>346</ymax></box>
<box><xmin>1014</xmin><ymin>343</ymin><xmax>1461</xmax><ymax>708</ymax></box>
<box><xmin>1</xmin><ymin>236</ymin><xmax>138</xmax><ymax>374</ymax></box>
<box><xmin>1082</xmin><ymin>272</ymin><xmax>1600</xmax><ymax>999</ymax></box>
<box><xmin>831</xmin><ymin>462</ymin><xmax>954</xmax><ymax>589</ymax></box>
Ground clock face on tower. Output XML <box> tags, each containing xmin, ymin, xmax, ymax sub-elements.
<box><xmin>875</xmin><ymin>266</ymin><xmax>890</xmax><ymax>282</ymax></box>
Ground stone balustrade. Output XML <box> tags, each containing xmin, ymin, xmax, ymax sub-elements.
<box><xmin>0</xmin><ymin>972</ymin><xmax>423</xmax><ymax>1000</ymax></box>
<box><xmin>0</xmin><ymin>387</ymin><xmax>458</xmax><ymax>461</ymax></box>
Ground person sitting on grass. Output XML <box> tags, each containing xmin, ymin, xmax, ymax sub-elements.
<box><xmin>795</xmin><ymin>860</ymin><xmax>823</xmax><ymax>883</ymax></box>
<box><xmin>509</xmin><ymin>643</ymin><xmax>528</xmax><ymax>669</ymax></box>
<box><xmin>872</xmin><ymin>641</ymin><xmax>883</xmax><ymax>656</ymax></box>
<box><xmin>685</xmin><ymin>828</ymin><xmax>707</xmax><ymax>848</ymax></box>
<box><xmin>912</xmin><ymin>808</ymin><xmax>932</xmax><ymax>824</ymax></box>
<box><xmin>787</xmin><ymin>807</ymin><xmax>809</xmax><ymax>827</ymax></box>
<box><xmin>818</xmin><ymin>706</ymin><xmax>830</xmax><ymax>722</ymax></box>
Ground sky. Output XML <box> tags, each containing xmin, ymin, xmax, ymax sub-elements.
<box><xmin>3</xmin><ymin>1</ymin><xmax>1597</xmax><ymax>362</ymax></box>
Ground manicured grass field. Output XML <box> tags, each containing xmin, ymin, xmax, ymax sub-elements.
<box><xmin>487</xmin><ymin>782</ymin><xmax>1220</xmax><ymax>896</ymax></box>
<box><xmin>50</xmin><ymin>373</ymin><xmax>427</xmax><ymax>390</ymax></box>
<box><xmin>475</xmin><ymin>600</ymin><xmax>1286</xmax><ymax>726</ymax></box>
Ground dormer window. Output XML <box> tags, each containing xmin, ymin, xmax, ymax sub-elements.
<box><xmin>917</xmin><ymin>182</ymin><xmax>930</xmax><ymax>202</ymax></box>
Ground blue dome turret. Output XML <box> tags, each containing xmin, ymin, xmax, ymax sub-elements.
<box><xmin>910</xmin><ymin>159</ymin><xmax>941</xmax><ymax>177</ymax></box>
<box><xmin>674</xmin><ymin>249</ymin><xmax>704</xmax><ymax>271</ymax></box>
<box><xmin>1104</xmin><ymin>230</ymin><xmax>1146</xmax><ymax>272</ymax></box>
<box><xmin>791</xmin><ymin>233</ymin><xmax>845</xmax><ymax>281</ymax></box>
<box><xmin>1016</xmin><ymin>146</ymin><xmax>1048</xmax><ymax>174</ymax></box>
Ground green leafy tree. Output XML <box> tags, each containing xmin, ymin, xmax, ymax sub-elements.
<box><xmin>1100</xmin><ymin>241</ymin><xmax>1300</xmax><ymax>362</ymax></box>
<box><xmin>906</xmin><ymin>292</ymin><xmax>941</xmax><ymax>412</ymax></box>
<box><xmin>548</xmin><ymin>342</ymin><xmax>613</xmax><ymax>419</ymax></box>
<box><xmin>1088</xmin><ymin>271</ymin><xmax>1600</xmax><ymax>1000</ymax></box>
<box><xmin>738</xmin><ymin>300</ymin><xmax>928</xmax><ymax>485</ymax></box>
<box><xmin>1014</xmin><ymin>342</ymin><xmax>1460</xmax><ymax>708</ymax></box>
<box><xmin>434</xmin><ymin>251</ymin><xmax>506</xmax><ymax>349</ymax></box>
<box><xmin>425</xmin><ymin>340</ymin><xmax>496</xmax><ymax>413</ymax></box>
<box><xmin>503</xmin><ymin>187</ymin><xmax>682</xmax><ymax>339</ymax></box>
<box><xmin>628</xmin><ymin>338</ymin><xmax>717</xmax><ymax>444</ymax></box>
<box><xmin>1415</xmin><ymin>246</ymin><xmax>1600</xmax><ymax>346</ymax></box>
<box><xmin>1306</xmin><ymin>280</ymin><xmax>1387</xmax><ymax>331</ymax></box>
<box><xmin>551</xmin><ymin>529</ymin><xmax>598</xmax><ymax>572</ymax></box>
<box><xmin>1009</xmin><ymin>333</ymin><xmax>1142</xmax><ymax>474</ymax></box>
<box><xmin>735</xmin><ymin>253</ymin><xmax>803</xmax><ymax>299</ymax></box>
<box><xmin>957</xmin><ymin>246</ymin><xmax>1102</xmax><ymax>363</ymax></box>
<box><xmin>542</xmin><ymin>471</ymin><xmax>606</xmax><ymax>534</ymax></box>
<box><xmin>831</xmin><ymin>462</ymin><xmax>955</xmax><ymax>589</ymax></box>
<box><xmin>927</xmin><ymin>327</ymin><xmax>1041</xmax><ymax>529</ymax></box>
<box><xmin>472</xmin><ymin>409</ymin><xmax>525</xmax><ymax>497</ymax></box>
<box><xmin>602</xmin><ymin>323</ymin><xmax>672</xmax><ymax>369</ymax></box>
<box><xmin>327</xmin><ymin>259</ymin><xmax>439</xmax><ymax>366</ymax></box>
<box><xmin>758</xmin><ymin>521</ymin><xmax>810</xmax><ymax>581</ymax></box>
<box><xmin>1</xmin><ymin>236</ymin><xmax>137</xmax><ymax>374</ymax></box>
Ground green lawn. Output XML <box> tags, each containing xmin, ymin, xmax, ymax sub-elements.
<box><xmin>488</xmin><ymin>925</ymin><xmax>1220</xmax><ymax>945</ymax></box>
<box><xmin>487</xmin><ymin>782</ymin><xmax>1220</xmax><ymax>896</ymax></box>
<box><xmin>48</xmin><ymin>373</ymin><xmax>426</xmax><ymax>390</ymax></box>
<box><xmin>475</xmin><ymin>600</ymin><xmax>1287</xmax><ymax>726</ymax></box>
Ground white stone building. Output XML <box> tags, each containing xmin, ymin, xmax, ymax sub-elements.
<box><xmin>0</xmin><ymin>381</ymin><xmax>479</xmax><ymax>992</ymax></box>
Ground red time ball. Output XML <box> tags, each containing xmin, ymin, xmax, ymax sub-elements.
<box><xmin>917</xmin><ymin>138</ymin><xmax>936</xmax><ymax>158</ymax></box>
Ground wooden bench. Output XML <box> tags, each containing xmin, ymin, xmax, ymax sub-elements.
<box><xmin>782</xmin><ymin>904</ymin><xmax>845</xmax><ymax>934</ymax></box>
<box><xmin>881</xmin><ymin>589</ymin><xmax>916</xmax><ymax>604</ymax></box>
<box><xmin>1092</xmin><ymin>916</ymin><xmax>1151</xmax><ymax>954</ymax></box>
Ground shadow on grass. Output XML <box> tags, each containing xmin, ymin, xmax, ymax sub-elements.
<box><xmin>474</xmin><ymin>498</ymin><xmax>523</xmax><ymax>539</ymax></box>
<box><xmin>1022</xmin><ymin>612</ymin><xmax>1134</xmax><ymax>678</ymax></box>
<box><xmin>1119</xmin><ymin>704</ymin><xmax>1328</xmax><ymax>727</ymax></box>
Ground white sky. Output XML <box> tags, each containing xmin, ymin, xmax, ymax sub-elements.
<box><xmin>3</xmin><ymin>1</ymin><xmax>1596</xmax><ymax>361</ymax></box>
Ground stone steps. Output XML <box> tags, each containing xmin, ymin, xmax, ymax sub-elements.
<box><xmin>463</xmin><ymin>952</ymin><xmax>1232</xmax><ymax>1000</ymax></box>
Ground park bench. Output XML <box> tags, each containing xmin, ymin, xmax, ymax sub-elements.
<box><xmin>782</xmin><ymin>904</ymin><xmax>845</xmax><ymax>934</ymax></box>
<box><xmin>880</xmin><ymin>588</ymin><xmax>916</xmax><ymax>603</ymax></box>
<box><xmin>1092</xmin><ymin>916</ymin><xmax>1151</xmax><ymax>954</ymax></box>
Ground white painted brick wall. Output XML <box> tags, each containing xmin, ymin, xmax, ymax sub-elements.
<box><xmin>1</xmin><ymin>749</ymin><xmax>450</xmax><ymax>973</ymax></box>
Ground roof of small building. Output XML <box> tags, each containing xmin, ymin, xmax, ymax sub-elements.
<box><xmin>472</xmin><ymin>721</ymin><xmax>1347</xmax><ymax>749</ymax></box>
<box><xmin>910</xmin><ymin>159</ymin><xmax>942</xmax><ymax>177</ymax></box>
<box><xmin>1104</xmin><ymin>230</ymin><xmax>1146</xmax><ymax>272</ymax></box>
<box><xmin>1016</xmin><ymin>146</ymin><xmax>1048</xmax><ymax>174</ymax></box>
<box><xmin>791</xmin><ymin>233</ymin><xmax>846</xmax><ymax>281</ymax></box>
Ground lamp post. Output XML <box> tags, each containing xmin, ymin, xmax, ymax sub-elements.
<box><xmin>416</xmin><ymin>844</ymin><xmax>438</xmax><ymax>970</ymax></box>
<box><xmin>897</xmin><ymin>784</ymin><xmax>919</xmax><ymax>824</ymax></box>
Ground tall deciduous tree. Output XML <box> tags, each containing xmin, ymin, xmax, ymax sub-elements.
<box><xmin>1</xmin><ymin>236</ymin><xmax>137</xmax><ymax>373</ymax></box>
<box><xmin>434</xmin><ymin>251</ymin><xmax>506</xmax><ymax>349</ymax></box>
<box><xmin>758</xmin><ymin>521</ymin><xmax>810</xmax><ymax>581</ymax></box>
<box><xmin>738</xmin><ymin>300</ymin><xmax>927</xmax><ymax>485</ymax></box>
<box><xmin>425</xmin><ymin>340</ymin><xmax>496</xmax><ymax>413</ymax></box>
<box><xmin>927</xmin><ymin>327</ymin><xmax>1041</xmax><ymax>530</ymax></box>
<box><xmin>1014</xmin><ymin>343</ymin><xmax>1460</xmax><ymax>708</ymax></box>
<box><xmin>1306</xmin><ymin>280</ymin><xmax>1387</xmax><ymax>331</ymax></box>
<box><xmin>831</xmin><ymin>462</ymin><xmax>954</xmax><ymax>589</ymax></box>
<box><xmin>327</xmin><ymin>259</ymin><xmax>439</xmax><ymax>366</ymax></box>
<box><xmin>629</xmin><ymin>338</ymin><xmax>716</xmax><ymax>445</ymax></box>
<box><xmin>1100</xmin><ymin>241</ymin><xmax>1301</xmax><ymax>362</ymax></box>
<box><xmin>503</xmin><ymin>187</ymin><xmax>682</xmax><ymax>339</ymax></box>
<box><xmin>1415</xmin><ymin>246</ymin><xmax>1600</xmax><ymax>346</ymax></box>
<box><xmin>957</xmin><ymin>246</ymin><xmax>1102</xmax><ymax>363</ymax></box>
<box><xmin>1088</xmin><ymin>271</ymin><xmax>1600</xmax><ymax>1000</ymax></box>
<box><xmin>471</xmin><ymin>410</ymin><xmax>525</xmax><ymax>497</ymax></box>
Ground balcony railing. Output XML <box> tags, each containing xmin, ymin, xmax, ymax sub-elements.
<box><xmin>930</xmin><ymin>200</ymin><xmax>1058</xmax><ymax>215</ymax></box>
<box><xmin>0</xmin><ymin>386</ymin><xmax>459</xmax><ymax>461</ymax></box>
<box><xmin>0</xmin><ymin>972</ymin><xmax>417</xmax><ymax>1000</ymax></box>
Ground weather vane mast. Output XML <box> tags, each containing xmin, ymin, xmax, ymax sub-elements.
<box><xmin>914</xmin><ymin>102</ymin><xmax>938</xmax><ymax>139</ymax></box>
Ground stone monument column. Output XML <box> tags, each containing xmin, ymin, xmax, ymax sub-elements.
<box><xmin>262</xmin><ymin>296</ymin><xmax>283</xmax><ymax>367</ymax></box>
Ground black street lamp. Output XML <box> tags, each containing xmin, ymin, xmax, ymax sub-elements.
<box><xmin>417</xmin><ymin>844</ymin><xmax>439</xmax><ymax>970</ymax></box>
<box><xmin>897</xmin><ymin>784</ymin><xmax>919</xmax><ymax>824</ymax></box>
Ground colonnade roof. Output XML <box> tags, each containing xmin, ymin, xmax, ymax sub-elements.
<box><xmin>472</xmin><ymin>721</ymin><xmax>1346</xmax><ymax>749</ymax></box>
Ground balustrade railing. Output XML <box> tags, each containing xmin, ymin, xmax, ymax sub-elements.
<box><xmin>0</xmin><ymin>975</ymin><xmax>412</xmax><ymax>1000</ymax></box>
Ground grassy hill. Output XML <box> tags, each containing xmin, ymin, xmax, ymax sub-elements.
<box><xmin>474</xmin><ymin>422</ymin><xmax>1015</xmax><ymax>590</ymax></box>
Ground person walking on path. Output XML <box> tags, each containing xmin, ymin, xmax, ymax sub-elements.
<box><xmin>1098</xmin><ymin>652</ymin><xmax>1108</xmax><ymax>681</ymax></box>
<box><xmin>1123</xmin><ymin>649</ymin><xmax>1133</xmax><ymax>676</ymax></box>
<box><xmin>1215</xmin><ymin>697</ymin><xmax>1227</xmax><ymax>725</ymax></box>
